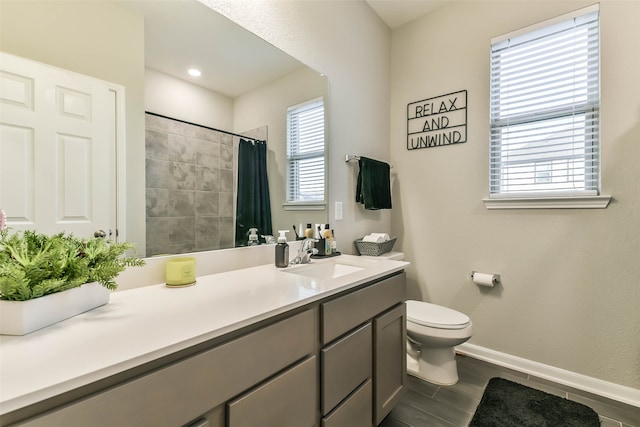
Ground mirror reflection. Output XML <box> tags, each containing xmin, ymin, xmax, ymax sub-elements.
<box><xmin>0</xmin><ymin>0</ymin><xmax>328</xmax><ymax>257</ymax></box>
<box><xmin>125</xmin><ymin>0</ymin><xmax>328</xmax><ymax>257</ymax></box>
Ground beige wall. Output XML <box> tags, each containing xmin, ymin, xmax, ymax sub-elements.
<box><xmin>145</xmin><ymin>68</ymin><xmax>234</xmax><ymax>131</ymax></box>
<box><xmin>390</xmin><ymin>0</ymin><xmax>640</xmax><ymax>389</ymax></box>
<box><xmin>0</xmin><ymin>0</ymin><xmax>146</xmax><ymax>254</ymax></box>
<box><xmin>204</xmin><ymin>0</ymin><xmax>392</xmax><ymax>253</ymax></box>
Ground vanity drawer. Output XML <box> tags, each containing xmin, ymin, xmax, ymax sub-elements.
<box><xmin>227</xmin><ymin>356</ymin><xmax>317</xmax><ymax>427</ymax></box>
<box><xmin>322</xmin><ymin>379</ymin><xmax>372</xmax><ymax>427</ymax></box>
<box><xmin>321</xmin><ymin>272</ymin><xmax>405</xmax><ymax>344</ymax></box>
<box><xmin>17</xmin><ymin>309</ymin><xmax>317</xmax><ymax>427</ymax></box>
<box><xmin>321</xmin><ymin>323</ymin><xmax>372</xmax><ymax>415</ymax></box>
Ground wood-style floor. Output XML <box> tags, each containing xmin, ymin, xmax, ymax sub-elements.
<box><xmin>380</xmin><ymin>355</ymin><xmax>640</xmax><ymax>427</ymax></box>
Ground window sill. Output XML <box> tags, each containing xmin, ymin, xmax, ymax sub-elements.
<box><xmin>482</xmin><ymin>195</ymin><xmax>612</xmax><ymax>209</ymax></box>
<box><xmin>282</xmin><ymin>202</ymin><xmax>326</xmax><ymax>211</ymax></box>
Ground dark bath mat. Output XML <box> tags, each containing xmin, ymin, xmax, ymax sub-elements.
<box><xmin>469</xmin><ymin>377</ymin><xmax>600</xmax><ymax>426</ymax></box>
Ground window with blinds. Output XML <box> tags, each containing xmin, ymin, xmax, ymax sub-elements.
<box><xmin>286</xmin><ymin>97</ymin><xmax>325</xmax><ymax>204</ymax></box>
<box><xmin>489</xmin><ymin>5</ymin><xmax>600</xmax><ymax>199</ymax></box>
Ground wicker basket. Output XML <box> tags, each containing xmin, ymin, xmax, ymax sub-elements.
<box><xmin>355</xmin><ymin>237</ymin><xmax>396</xmax><ymax>256</ymax></box>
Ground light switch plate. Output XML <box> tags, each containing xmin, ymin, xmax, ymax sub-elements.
<box><xmin>335</xmin><ymin>202</ymin><xmax>343</xmax><ymax>220</ymax></box>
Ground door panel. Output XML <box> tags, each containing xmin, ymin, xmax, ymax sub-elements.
<box><xmin>0</xmin><ymin>124</ymin><xmax>34</xmax><ymax>223</ymax></box>
<box><xmin>0</xmin><ymin>52</ymin><xmax>118</xmax><ymax>239</ymax></box>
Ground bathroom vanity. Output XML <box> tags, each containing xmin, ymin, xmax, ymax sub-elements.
<box><xmin>0</xmin><ymin>255</ymin><xmax>408</xmax><ymax>426</ymax></box>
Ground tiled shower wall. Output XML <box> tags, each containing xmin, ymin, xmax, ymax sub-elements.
<box><xmin>145</xmin><ymin>113</ymin><xmax>235</xmax><ymax>257</ymax></box>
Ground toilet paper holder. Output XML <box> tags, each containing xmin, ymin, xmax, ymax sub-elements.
<box><xmin>470</xmin><ymin>271</ymin><xmax>500</xmax><ymax>287</ymax></box>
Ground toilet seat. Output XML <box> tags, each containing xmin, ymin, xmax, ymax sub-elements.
<box><xmin>406</xmin><ymin>300</ymin><xmax>471</xmax><ymax>330</ymax></box>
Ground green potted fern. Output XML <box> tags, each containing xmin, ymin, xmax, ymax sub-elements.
<box><xmin>0</xmin><ymin>219</ymin><xmax>145</xmax><ymax>335</ymax></box>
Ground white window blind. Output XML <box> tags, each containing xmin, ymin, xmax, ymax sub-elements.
<box><xmin>286</xmin><ymin>97</ymin><xmax>325</xmax><ymax>203</ymax></box>
<box><xmin>489</xmin><ymin>5</ymin><xmax>600</xmax><ymax>199</ymax></box>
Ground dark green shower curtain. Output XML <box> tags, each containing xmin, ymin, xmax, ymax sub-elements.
<box><xmin>235</xmin><ymin>139</ymin><xmax>273</xmax><ymax>246</ymax></box>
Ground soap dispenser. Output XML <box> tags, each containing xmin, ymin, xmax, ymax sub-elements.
<box><xmin>248</xmin><ymin>228</ymin><xmax>259</xmax><ymax>246</ymax></box>
<box><xmin>275</xmin><ymin>230</ymin><xmax>289</xmax><ymax>268</ymax></box>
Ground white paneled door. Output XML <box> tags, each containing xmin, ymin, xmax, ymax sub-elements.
<box><xmin>0</xmin><ymin>52</ymin><xmax>123</xmax><ymax>240</ymax></box>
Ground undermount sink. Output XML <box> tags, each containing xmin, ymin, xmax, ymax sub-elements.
<box><xmin>284</xmin><ymin>261</ymin><xmax>366</xmax><ymax>280</ymax></box>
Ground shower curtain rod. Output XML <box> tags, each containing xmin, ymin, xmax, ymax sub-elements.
<box><xmin>145</xmin><ymin>111</ymin><xmax>267</xmax><ymax>143</ymax></box>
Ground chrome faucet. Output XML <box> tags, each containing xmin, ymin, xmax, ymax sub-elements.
<box><xmin>290</xmin><ymin>238</ymin><xmax>318</xmax><ymax>264</ymax></box>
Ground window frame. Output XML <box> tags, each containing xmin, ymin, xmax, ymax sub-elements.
<box><xmin>483</xmin><ymin>4</ymin><xmax>610</xmax><ymax>209</ymax></box>
<box><xmin>283</xmin><ymin>97</ymin><xmax>326</xmax><ymax>211</ymax></box>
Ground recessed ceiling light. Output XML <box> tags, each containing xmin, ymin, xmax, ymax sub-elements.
<box><xmin>188</xmin><ymin>68</ymin><xmax>201</xmax><ymax>77</ymax></box>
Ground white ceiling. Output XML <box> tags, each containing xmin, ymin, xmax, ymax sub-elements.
<box><xmin>118</xmin><ymin>0</ymin><xmax>306</xmax><ymax>98</ymax></box>
<box><xmin>364</xmin><ymin>0</ymin><xmax>449</xmax><ymax>29</ymax></box>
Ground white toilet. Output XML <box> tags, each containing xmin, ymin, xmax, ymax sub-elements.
<box><xmin>406</xmin><ymin>300</ymin><xmax>473</xmax><ymax>385</ymax></box>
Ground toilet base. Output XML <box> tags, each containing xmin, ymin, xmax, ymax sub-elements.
<box><xmin>406</xmin><ymin>346</ymin><xmax>460</xmax><ymax>385</ymax></box>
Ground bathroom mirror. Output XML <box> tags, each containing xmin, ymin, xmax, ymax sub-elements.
<box><xmin>123</xmin><ymin>0</ymin><xmax>329</xmax><ymax>256</ymax></box>
<box><xmin>1</xmin><ymin>0</ymin><xmax>328</xmax><ymax>257</ymax></box>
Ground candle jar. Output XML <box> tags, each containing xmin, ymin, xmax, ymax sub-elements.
<box><xmin>165</xmin><ymin>257</ymin><xmax>196</xmax><ymax>287</ymax></box>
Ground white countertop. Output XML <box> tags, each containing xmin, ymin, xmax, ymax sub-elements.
<box><xmin>0</xmin><ymin>255</ymin><xmax>408</xmax><ymax>416</ymax></box>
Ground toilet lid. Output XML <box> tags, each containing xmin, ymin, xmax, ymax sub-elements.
<box><xmin>406</xmin><ymin>300</ymin><xmax>471</xmax><ymax>329</ymax></box>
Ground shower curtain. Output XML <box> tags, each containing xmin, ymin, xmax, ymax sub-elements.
<box><xmin>235</xmin><ymin>139</ymin><xmax>273</xmax><ymax>246</ymax></box>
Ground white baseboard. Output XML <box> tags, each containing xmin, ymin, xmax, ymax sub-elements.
<box><xmin>456</xmin><ymin>343</ymin><xmax>640</xmax><ymax>408</ymax></box>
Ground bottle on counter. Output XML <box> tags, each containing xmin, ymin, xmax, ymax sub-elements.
<box><xmin>248</xmin><ymin>228</ymin><xmax>259</xmax><ymax>246</ymax></box>
<box><xmin>304</xmin><ymin>223</ymin><xmax>314</xmax><ymax>239</ymax></box>
<box><xmin>323</xmin><ymin>224</ymin><xmax>333</xmax><ymax>255</ymax></box>
<box><xmin>275</xmin><ymin>230</ymin><xmax>289</xmax><ymax>268</ymax></box>
<box><xmin>331</xmin><ymin>229</ymin><xmax>337</xmax><ymax>254</ymax></box>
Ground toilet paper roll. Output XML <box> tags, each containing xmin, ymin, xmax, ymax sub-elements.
<box><xmin>472</xmin><ymin>272</ymin><xmax>499</xmax><ymax>287</ymax></box>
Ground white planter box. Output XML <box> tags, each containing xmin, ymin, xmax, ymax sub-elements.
<box><xmin>0</xmin><ymin>282</ymin><xmax>110</xmax><ymax>335</ymax></box>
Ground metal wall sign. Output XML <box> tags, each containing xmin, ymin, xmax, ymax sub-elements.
<box><xmin>407</xmin><ymin>90</ymin><xmax>467</xmax><ymax>150</ymax></box>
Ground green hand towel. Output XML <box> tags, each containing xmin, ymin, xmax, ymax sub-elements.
<box><xmin>356</xmin><ymin>157</ymin><xmax>392</xmax><ymax>210</ymax></box>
